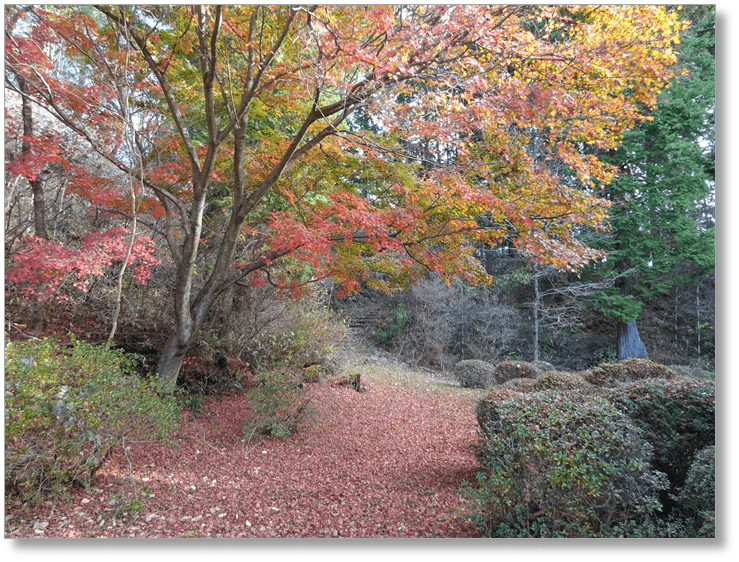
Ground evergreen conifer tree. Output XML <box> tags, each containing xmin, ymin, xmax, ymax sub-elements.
<box><xmin>594</xmin><ymin>6</ymin><xmax>715</xmax><ymax>358</ymax></box>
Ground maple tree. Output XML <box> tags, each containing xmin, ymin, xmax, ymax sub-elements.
<box><xmin>5</xmin><ymin>229</ymin><xmax>160</xmax><ymax>302</ymax></box>
<box><xmin>5</xmin><ymin>5</ymin><xmax>683</xmax><ymax>391</ymax></box>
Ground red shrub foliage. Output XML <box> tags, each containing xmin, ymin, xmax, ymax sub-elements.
<box><xmin>6</xmin><ymin>230</ymin><xmax>160</xmax><ymax>301</ymax></box>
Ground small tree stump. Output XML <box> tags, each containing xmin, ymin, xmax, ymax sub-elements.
<box><xmin>332</xmin><ymin>373</ymin><xmax>366</xmax><ymax>392</ymax></box>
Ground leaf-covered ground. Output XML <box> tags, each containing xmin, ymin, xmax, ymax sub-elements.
<box><xmin>4</xmin><ymin>337</ymin><xmax>484</xmax><ymax>538</ymax></box>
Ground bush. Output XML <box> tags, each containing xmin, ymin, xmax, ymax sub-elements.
<box><xmin>585</xmin><ymin>358</ymin><xmax>677</xmax><ymax>388</ymax></box>
<box><xmin>243</xmin><ymin>369</ymin><xmax>316</xmax><ymax>440</ymax></box>
<box><xmin>475</xmin><ymin>388</ymin><xmax>525</xmax><ymax>430</ymax></box>
<box><xmin>493</xmin><ymin>360</ymin><xmax>544</xmax><ymax>384</ymax></box>
<box><xmin>499</xmin><ymin>378</ymin><xmax>538</xmax><ymax>392</ymax></box>
<box><xmin>665</xmin><ymin>446</ymin><xmax>715</xmax><ymax>537</ymax></box>
<box><xmin>4</xmin><ymin>337</ymin><xmax>180</xmax><ymax>503</ymax></box>
<box><xmin>607</xmin><ymin>378</ymin><xmax>715</xmax><ymax>505</ymax></box>
<box><xmin>301</xmin><ymin>364</ymin><xmax>324</xmax><ymax>383</ymax></box>
<box><xmin>463</xmin><ymin>390</ymin><xmax>668</xmax><ymax>537</ymax></box>
<box><xmin>531</xmin><ymin>370</ymin><xmax>596</xmax><ymax>393</ymax></box>
<box><xmin>454</xmin><ymin>359</ymin><xmax>498</xmax><ymax>388</ymax></box>
<box><xmin>250</xmin><ymin>298</ymin><xmax>347</xmax><ymax>371</ymax></box>
<box><xmin>454</xmin><ymin>360</ymin><xmax>557</xmax><ymax>389</ymax></box>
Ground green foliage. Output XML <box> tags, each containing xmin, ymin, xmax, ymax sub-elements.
<box><xmin>607</xmin><ymin>378</ymin><xmax>715</xmax><ymax>496</ymax></box>
<box><xmin>532</xmin><ymin>371</ymin><xmax>595</xmax><ymax>393</ymax></box>
<box><xmin>595</xmin><ymin>344</ymin><xmax>619</xmax><ymax>365</ymax></box>
<box><xmin>301</xmin><ymin>364</ymin><xmax>323</xmax><ymax>383</ymax></box>
<box><xmin>594</xmin><ymin>7</ymin><xmax>714</xmax><ymax>305</ymax></box>
<box><xmin>110</xmin><ymin>484</ymin><xmax>154</xmax><ymax>521</ymax></box>
<box><xmin>585</xmin><ymin>358</ymin><xmax>677</xmax><ymax>388</ymax></box>
<box><xmin>492</xmin><ymin>266</ymin><xmax>533</xmax><ymax>290</ymax></box>
<box><xmin>629</xmin><ymin>445</ymin><xmax>715</xmax><ymax>538</ymax></box>
<box><xmin>243</xmin><ymin>370</ymin><xmax>315</xmax><ymax>440</ymax></box>
<box><xmin>697</xmin><ymin>322</ymin><xmax>715</xmax><ymax>356</ymax></box>
<box><xmin>594</xmin><ymin>288</ymin><xmax>643</xmax><ymax>324</ymax></box>
<box><xmin>252</xmin><ymin>301</ymin><xmax>346</xmax><ymax>370</ymax></box>
<box><xmin>182</xmin><ymin>394</ymin><xmax>205</xmax><ymax>417</ymax></box>
<box><xmin>463</xmin><ymin>390</ymin><xmax>668</xmax><ymax>537</ymax></box>
<box><xmin>371</xmin><ymin>305</ymin><xmax>412</xmax><ymax>344</ymax></box>
<box><xmin>669</xmin><ymin>445</ymin><xmax>715</xmax><ymax>537</ymax></box>
<box><xmin>4</xmin><ymin>336</ymin><xmax>180</xmax><ymax>503</ymax></box>
<box><xmin>453</xmin><ymin>359</ymin><xmax>497</xmax><ymax>389</ymax></box>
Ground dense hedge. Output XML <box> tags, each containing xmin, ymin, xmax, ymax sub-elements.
<box><xmin>5</xmin><ymin>337</ymin><xmax>180</xmax><ymax>502</ymax></box>
<box><xmin>453</xmin><ymin>359</ymin><xmax>498</xmax><ymax>388</ymax></box>
<box><xmin>607</xmin><ymin>378</ymin><xmax>714</xmax><ymax>490</ymax></box>
<box><xmin>607</xmin><ymin>378</ymin><xmax>715</xmax><ymax>528</ymax></box>
<box><xmin>464</xmin><ymin>372</ymin><xmax>716</xmax><ymax>538</ymax></box>
<box><xmin>585</xmin><ymin>358</ymin><xmax>676</xmax><ymax>388</ymax></box>
<box><xmin>531</xmin><ymin>370</ymin><xmax>596</xmax><ymax>393</ymax></box>
<box><xmin>671</xmin><ymin>446</ymin><xmax>715</xmax><ymax>537</ymax></box>
<box><xmin>464</xmin><ymin>389</ymin><xmax>668</xmax><ymax>537</ymax></box>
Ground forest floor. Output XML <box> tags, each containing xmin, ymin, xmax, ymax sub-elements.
<box><xmin>4</xmin><ymin>332</ymin><xmax>486</xmax><ymax>538</ymax></box>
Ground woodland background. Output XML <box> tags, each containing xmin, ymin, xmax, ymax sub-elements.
<box><xmin>4</xmin><ymin>4</ymin><xmax>715</xmax><ymax>379</ymax></box>
<box><xmin>3</xmin><ymin>3</ymin><xmax>717</xmax><ymax>542</ymax></box>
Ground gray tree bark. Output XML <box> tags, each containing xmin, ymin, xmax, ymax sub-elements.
<box><xmin>617</xmin><ymin>319</ymin><xmax>649</xmax><ymax>360</ymax></box>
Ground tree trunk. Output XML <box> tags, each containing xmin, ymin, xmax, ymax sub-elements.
<box><xmin>533</xmin><ymin>272</ymin><xmax>540</xmax><ymax>362</ymax></box>
<box><xmin>156</xmin><ymin>330</ymin><xmax>194</xmax><ymax>393</ymax></box>
<box><xmin>30</xmin><ymin>173</ymin><xmax>48</xmax><ymax>335</ymax></box>
<box><xmin>617</xmin><ymin>319</ymin><xmax>649</xmax><ymax>360</ymax></box>
<box><xmin>696</xmin><ymin>280</ymin><xmax>701</xmax><ymax>356</ymax></box>
<box><xmin>19</xmin><ymin>75</ymin><xmax>49</xmax><ymax>335</ymax></box>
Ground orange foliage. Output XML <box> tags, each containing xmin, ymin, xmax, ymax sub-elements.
<box><xmin>5</xmin><ymin>5</ymin><xmax>683</xmax><ymax>298</ymax></box>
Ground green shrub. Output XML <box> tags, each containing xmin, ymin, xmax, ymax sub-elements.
<box><xmin>4</xmin><ymin>336</ymin><xmax>180</xmax><ymax>503</ymax></box>
<box><xmin>532</xmin><ymin>370</ymin><xmax>596</xmax><ymax>393</ymax></box>
<box><xmin>585</xmin><ymin>358</ymin><xmax>676</xmax><ymax>388</ymax></box>
<box><xmin>464</xmin><ymin>390</ymin><xmax>668</xmax><ymax>537</ymax></box>
<box><xmin>243</xmin><ymin>369</ymin><xmax>315</xmax><ymax>440</ymax></box>
<box><xmin>607</xmin><ymin>378</ymin><xmax>715</xmax><ymax>504</ymax></box>
<box><xmin>252</xmin><ymin>301</ymin><xmax>346</xmax><ymax>370</ymax></box>
<box><xmin>454</xmin><ymin>359</ymin><xmax>498</xmax><ymax>388</ymax></box>
<box><xmin>493</xmin><ymin>361</ymin><xmax>543</xmax><ymax>384</ymax></box>
<box><xmin>499</xmin><ymin>378</ymin><xmax>538</xmax><ymax>392</ymax></box>
<box><xmin>371</xmin><ymin>305</ymin><xmax>412</xmax><ymax>344</ymax></box>
<box><xmin>475</xmin><ymin>388</ymin><xmax>523</xmax><ymax>430</ymax></box>
<box><xmin>301</xmin><ymin>364</ymin><xmax>324</xmax><ymax>383</ymax></box>
<box><xmin>669</xmin><ymin>446</ymin><xmax>715</xmax><ymax>537</ymax></box>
